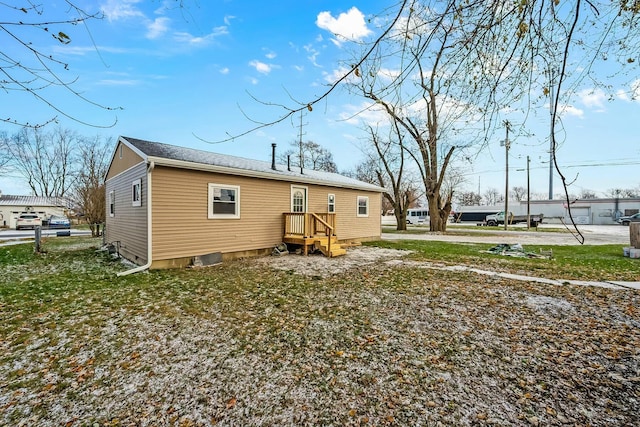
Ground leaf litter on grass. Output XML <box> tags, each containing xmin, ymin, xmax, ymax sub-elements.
<box><xmin>0</xmin><ymin>242</ymin><xmax>639</xmax><ymax>426</ymax></box>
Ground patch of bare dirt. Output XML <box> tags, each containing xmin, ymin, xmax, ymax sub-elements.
<box><xmin>256</xmin><ymin>246</ymin><xmax>412</xmax><ymax>277</ymax></box>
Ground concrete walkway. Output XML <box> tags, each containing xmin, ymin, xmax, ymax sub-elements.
<box><xmin>381</xmin><ymin>259</ymin><xmax>640</xmax><ymax>291</ymax></box>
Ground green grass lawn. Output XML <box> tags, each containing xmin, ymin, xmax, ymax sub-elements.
<box><xmin>369</xmin><ymin>239</ymin><xmax>640</xmax><ymax>281</ymax></box>
<box><xmin>1</xmin><ymin>237</ymin><xmax>639</xmax><ymax>426</ymax></box>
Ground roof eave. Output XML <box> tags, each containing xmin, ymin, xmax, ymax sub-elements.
<box><xmin>148</xmin><ymin>156</ymin><xmax>385</xmax><ymax>193</ymax></box>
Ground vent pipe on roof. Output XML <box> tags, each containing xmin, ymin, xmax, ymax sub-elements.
<box><xmin>271</xmin><ymin>143</ymin><xmax>277</xmax><ymax>171</ymax></box>
<box><xmin>287</xmin><ymin>155</ymin><xmax>291</xmax><ymax>172</ymax></box>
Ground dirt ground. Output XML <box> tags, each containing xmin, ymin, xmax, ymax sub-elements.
<box><xmin>258</xmin><ymin>225</ymin><xmax>632</xmax><ymax>279</ymax></box>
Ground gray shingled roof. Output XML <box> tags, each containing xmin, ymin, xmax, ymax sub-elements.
<box><xmin>121</xmin><ymin>136</ymin><xmax>385</xmax><ymax>192</ymax></box>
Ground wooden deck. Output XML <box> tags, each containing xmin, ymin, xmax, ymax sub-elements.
<box><xmin>283</xmin><ymin>213</ymin><xmax>346</xmax><ymax>257</ymax></box>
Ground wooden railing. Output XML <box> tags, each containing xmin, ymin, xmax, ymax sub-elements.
<box><xmin>284</xmin><ymin>212</ymin><xmax>336</xmax><ymax>237</ymax></box>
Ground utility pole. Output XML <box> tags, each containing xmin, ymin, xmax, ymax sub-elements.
<box><xmin>548</xmin><ymin>68</ymin><xmax>555</xmax><ymax>200</ymax></box>
<box><xmin>526</xmin><ymin>155</ymin><xmax>531</xmax><ymax>230</ymax></box>
<box><xmin>501</xmin><ymin>121</ymin><xmax>511</xmax><ymax>231</ymax></box>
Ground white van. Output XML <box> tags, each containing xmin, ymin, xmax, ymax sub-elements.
<box><xmin>406</xmin><ymin>209</ymin><xmax>429</xmax><ymax>224</ymax></box>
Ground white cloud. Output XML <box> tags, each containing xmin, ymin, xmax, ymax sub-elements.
<box><xmin>558</xmin><ymin>103</ymin><xmax>584</xmax><ymax>118</ymax></box>
<box><xmin>316</xmin><ymin>7</ymin><xmax>372</xmax><ymax>46</ymax></box>
<box><xmin>146</xmin><ymin>17</ymin><xmax>170</xmax><ymax>39</ymax></box>
<box><xmin>616</xmin><ymin>89</ymin><xmax>630</xmax><ymax>101</ymax></box>
<box><xmin>220</xmin><ymin>67</ymin><xmax>230</xmax><ymax>75</ymax></box>
<box><xmin>101</xmin><ymin>0</ymin><xmax>145</xmax><ymax>21</ymax></box>
<box><xmin>249</xmin><ymin>60</ymin><xmax>272</xmax><ymax>74</ymax></box>
<box><xmin>338</xmin><ymin>101</ymin><xmax>388</xmax><ymax>126</ymax></box>
<box><xmin>323</xmin><ymin>66</ymin><xmax>360</xmax><ymax>84</ymax></box>
<box><xmin>264</xmin><ymin>50</ymin><xmax>277</xmax><ymax>60</ymax></box>
<box><xmin>304</xmin><ymin>44</ymin><xmax>320</xmax><ymax>67</ymax></box>
<box><xmin>293</xmin><ymin>65</ymin><xmax>304</xmax><ymax>72</ymax></box>
<box><xmin>377</xmin><ymin>67</ymin><xmax>401</xmax><ymax>81</ymax></box>
<box><xmin>577</xmin><ymin>88</ymin><xmax>607</xmax><ymax>110</ymax></box>
<box><xmin>174</xmin><ymin>26</ymin><xmax>228</xmax><ymax>45</ymax></box>
<box><xmin>619</xmin><ymin>79</ymin><xmax>640</xmax><ymax>101</ymax></box>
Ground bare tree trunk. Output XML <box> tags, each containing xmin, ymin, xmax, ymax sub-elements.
<box><xmin>394</xmin><ymin>211</ymin><xmax>407</xmax><ymax>231</ymax></box>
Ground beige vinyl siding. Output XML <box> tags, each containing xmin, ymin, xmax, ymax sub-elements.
<box><xmin>106</xmin><ymin>142</ymin><xmax>144</xmax><ymax>180</ymax></box>
<box><xmin>152</xmin><ymin>166</ymin><xmax>288</xmax><ymax>260</ymax></box>
<box><xmin>306</xmin><ymin>186</ymin><xmax>381</xmax><ymax>241</ymax></box>
<box><xmin>105</xmin><ymin>162</ymin><xmax>148</xmax><ymax>264</ymax></box>
<box><xmin>151</xmin><ymin>166</ymin><xmax>381</xmax><ymax>261</ymax></box>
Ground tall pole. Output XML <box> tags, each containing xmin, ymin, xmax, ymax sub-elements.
<box><xmin>503</xmin><ymin>121</ymin><xmax>510</xmax><ymax>231</ymax></box>
<box><xmin>548</xmin><ymin>68</ymin><xmax>554</xmax><ymax>200</ymax></box>
<box><xmin>299</xmin><ymin>110</ymin><xmax>304</xmax><ymax>174</ymax></box>
<box><xmin>526</xmin><ymin>155</ymin><xmax>531</xmax><ymax>230</ymax></box>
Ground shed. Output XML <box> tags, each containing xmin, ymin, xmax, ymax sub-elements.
<box><xmin>104</xmin><ymin>136</ymin><xmax>385</xmax><ymax>271</ymax></box>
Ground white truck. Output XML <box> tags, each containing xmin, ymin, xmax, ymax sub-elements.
<box><xmin>484</xmin><ymin>211</ymin><xmax>544</xmax><ymax>227</ymax></box>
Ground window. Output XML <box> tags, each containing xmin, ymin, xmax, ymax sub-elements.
<box><xmin>208</xmin><ymin>184</ymin><xmax>240</xmax><ymax>219</ymax></box>
<box><xmin>357</xmin><ymin>196</ymin><xmax>369</xmax><ymax>217</ymax></box>
<box><xmin>131</xmin><ymin>179</ymin><xmax>141</xmax><ymax>207</ymax></box>
<box><xmin>328</xmin><ymin>194</ymin><xmax>335</xmax><ymax>213</ymax></box>
<box><xmin>109</xmin><ymin>191</ymin><xmax>115</xmax><ymax>217</ymax></box>
<box><xmin>292</xmin><ymin>190</ymin><xmax>305</xmax><ymax>213</ymax></box>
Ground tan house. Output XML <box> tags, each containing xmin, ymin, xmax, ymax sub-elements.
<box><xmin>105</xmin><ymin>136</ymin><xmax>385</xmax><ymax>273</ymax></box>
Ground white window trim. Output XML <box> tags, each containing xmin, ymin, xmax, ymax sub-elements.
<box><xmin>109</xmin><ymin>191</ymin><xmax>115</xmax><ymax>217</ymax></box>
<box><xmin>357</xmin><ymin>195</ymin><xmax>369</xmax><ymax>217</ymax></box>
<box><xmin>290</xmin><ymin>185</ymin><xmax>308</xmax><ymax>213</ymax></box>
<box><xmin>132</xmin><ymin>178</ymin><xmax>142</xmax><ymax>207</ymax></box>
<box><xmin>208</xmin><ymin>183</ymin><xmax>240</xmax><ymax>219</ymax></box>
<box><xmin>328</xmin><ymin>193</ymin><xmax>336</xmax><ymax>213</ymax></box>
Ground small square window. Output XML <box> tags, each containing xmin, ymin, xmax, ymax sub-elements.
<box><xmin>357</xmin><ymin>196</ymin><xmax>369</xmax><ymax>217</ymax></box>
<box><xmin>132</xmin><ymin>179</ymin><xmax>141</xmax><ymax>207</ymax></box>
<box><xmin>328</xmin><ymin>194</ymin><xmax>335</xmax><ymax>213</ymax></box>
<box><xmin>208</xmin><ymin>184</ymin><xmax>240</xmax><ymax>219</ymax></box>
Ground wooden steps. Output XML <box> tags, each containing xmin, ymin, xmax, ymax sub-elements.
<box><xmin>313</xmin><ymin>236</ymin><xmax>346</xmax><ymax>258</ymax></box>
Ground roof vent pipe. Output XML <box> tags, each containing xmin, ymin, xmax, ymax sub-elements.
<box><xmin>287</xmin><ymin>155</ymin><xmax>291</xmax><ymax>172</ymax></box>
<box><xmin>271</xmin><ymin>143</ymin><xmax>277</xmax><ymax>171</ymax></box>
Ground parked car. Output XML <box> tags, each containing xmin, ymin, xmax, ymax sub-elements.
<box><xmin>16</xmin><ymin>213</ymin><xmax>42</xmax><ymax>230</ymax></box>
<box><xmin>617</xmin><ymin>213</ymin><xmax>640</xmax><ymax>226</ymax></box>
<box><xmin>48</xmin><ymin>215</ymin><xmax>71</xmax><ymax>229</ymax></box>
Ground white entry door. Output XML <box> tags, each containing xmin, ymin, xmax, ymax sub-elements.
<box><xmin>291</xmin><ymin>186</ymin><xmax>307</xmax><ymax>213</ymax></box>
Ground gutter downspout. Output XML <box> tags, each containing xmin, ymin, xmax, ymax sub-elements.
<box><xmin>117</xmin><ymin>161</ymin><xmax>154</xmax><ymax>276</ymax></box>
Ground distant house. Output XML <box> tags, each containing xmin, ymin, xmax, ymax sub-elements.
<box><xmin>104</xmin><ymin>136</ymin><xmax>385</xmax><ymax>272</ymax></box>
<box><xmin>0</xmin><ymin>194</ymin><xmax>71</xmax><ymax>229</ymax></box>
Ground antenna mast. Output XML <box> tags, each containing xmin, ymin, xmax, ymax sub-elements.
<box><xmin>297</xmin><ymin>110</ymin><xmax>307</xmax><ymax>174</ymax></box>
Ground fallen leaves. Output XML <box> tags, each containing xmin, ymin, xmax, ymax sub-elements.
<box><xmin>1</xmin><ymin>243</ymin><xmax>639</xmax><ymax>426</ymax></box>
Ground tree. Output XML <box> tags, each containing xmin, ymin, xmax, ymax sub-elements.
<box><xmin>483</xmin><ymin>188</ymin><xmax>504</xmax><ymax>206</ymax></box>
<box><xmin>604</xmin><ymin>187</ymin><xmax>640</xmax><ymax>198</ymax></box>
<box><xmin>219</xmin><ymin>0</ymin><xmax>638</xmax><ymax>241</ymax></box>
<box><xmin>357</xmin><ymin>122</ymin><xmax>422</xmax><ymax>230</ymax></box>
<box><xmin>456</xmin><ymin>191</ymin><xmax>482</xmax><ymax>206</ymax></box>
<box><xmin>0</xmin><ymin>134</ymin><xmax>11</xmax><ymax>176</ymax></box>
<box><xmin>579</xmin><ymin>189</ymin><xmax>598</xmax><ymax>199</ymax></box>
<box><xmin>279</xmin><ymin>140</ymin><xmax>338</xmax><ymax>173</ymax></box>
<box><xmin>2</xmin><ymin>127</ymin><xmax>79</xmax><ymax>197</ymax></box>
<box><xmin>511</xmin><ymin>186</ymin><xmax>527</xmax><ymax>201</ymax></box>
<box><xmin>72</xmin><ymin>136</ymin><xmax>111</xmax><ymax>237</ymax></box>
<box><xmin>1</xmin><ymin>1</ymin><xmax>120</xmax><ymax>128</ymax></box>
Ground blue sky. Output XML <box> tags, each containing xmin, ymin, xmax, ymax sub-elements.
<box><xmin>2</xmin><ymin>0</ymin><xmax>639</xmax><ymax>199</ymax></box>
